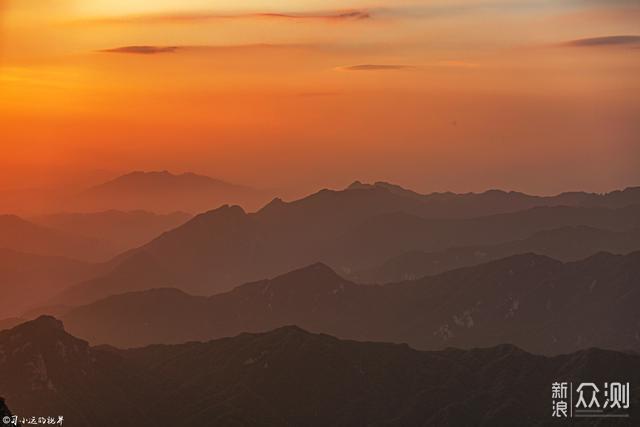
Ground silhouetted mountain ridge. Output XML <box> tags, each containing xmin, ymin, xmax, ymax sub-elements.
<box><xmin>59</xmin><ymin>251</ymin><xmax>640</xmax><ymax>354</ymax></box>
<box><xmin>327</xmin><ymin>204</ymin><xmax>640</xmax><ymax>271</ymax></box>
<box><xmin>86</xmin><ymin>171</ymin><xmax>248</xmax><ymax>198</ymax></box>
<box><xmin>343</xmin><ymin>182</ymin><xmax>640</xmax><ymax>214</ymax></box>
<box><xmin>1</xmin><ymin>317</ymin><xmax>639</xmax><ymax>426</ymax></box>
<box><xmin>53</xmin><ymin>186</ymin><xmax>640</xmax><ymax>305</ymax></box>
<box><xmin>353</xmin><ymin>225</ymin><xmax>640</xmax><ymax>282</ymax></box>
<box><xmin>74</xmin><ymin>170</ymin><xmax>268</xmax><ymax>213</ymax></box>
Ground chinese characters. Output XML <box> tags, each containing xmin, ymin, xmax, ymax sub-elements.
<box><xmin>1</xmin><ymin>416</ymin><xmax>63</xmax><ymax>426</ymax></box>
<box><xmin>552</xmin><ymin>382</ymin><xmax>630</xmax><ymax>419</ymax></box>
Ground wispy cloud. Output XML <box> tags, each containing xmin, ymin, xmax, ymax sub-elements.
<box><xmin>249</xmin><ymin>10</ymin><xmax>370</xmax><ymax>21</ymax></box>
<box><xmin>83</xmin><ymin>9</ymin><xmax>371</xmax><ymax>26</ymax></box>
<box><xmin>101</xmin><ymin>46</ymin><xmax>180</xmax><ymax>55</ymax></box>
<box><xmin>563</xmin><ymin>35</ymin><xmax>640</xmax><ymax>47</ymax></box>
<box><xmin>99</xmin><ymin>44</ymin><xmax>314</xmax><ymax>55</ymax></box>
<box><xmin>338</xmin><ymin>64</ymin><xmax>414</xmax><ymax>71</ymax></box>
<box><xmin>337</xmin><ymin>61</ymin><xmax>480</xmax><ymax>72</ymax></box>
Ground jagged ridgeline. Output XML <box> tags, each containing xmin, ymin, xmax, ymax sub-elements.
<box><xmin>0</xmin><ymin>316</ymin><xmax>639</xmax><ymax>426</ymax></box>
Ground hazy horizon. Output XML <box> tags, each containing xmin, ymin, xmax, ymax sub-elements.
<box><xmin>4</xmin><ymin>170</ymin><xmax>640</xmax><ymax>193</ymax></box>
<box><xmin>1</xmin><ymin>0</ymin><xmax>639</xmax><ymax>199</ymax></box>
<box><xmin>2</xmin><ymin>168</ymin><xmax>640</xmax><ymax>217</ymax></box>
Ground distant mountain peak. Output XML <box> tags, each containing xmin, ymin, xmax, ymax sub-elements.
<box><xmin>259</xmin><ymin>197</ymin><xmax>287</xmax><ymax>213</ymax></box>
<box><xmin>233</xmin><ymin>262</ymin><xmax>347</xmax><ymax>297</ymax></box>
<box><xmin>152</xmin><ymin>204</ymin><xmax>248</xmax><ymax>244</ymax></box>
<box><xmin>345</xmin><ymin>180</ymin><xmax>411</xmax><ymax>193</ymax></box>
<box><xmin>76</xmin><ymin>170</ymin><xmax>264</xmax><ymax>214</ymax></box>
<box><xmin>260</xmin><ymin>324</ymin><xmax>311</xmax><ymax>336</ymax></box>
<box><xmin>346</xmin><ymin>181</ymin><xmax>374</xmax><ymax>190</ymax></box>
<box><xmin>96</xmin><ymin>170</ymin><xmax>230</xmax><ymax>186</ymax></box>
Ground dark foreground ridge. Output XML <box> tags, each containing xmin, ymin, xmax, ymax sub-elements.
<box><xmin>0</xmin><ymin>316</ymin><xmax>638</xmax><ymax>426</ymax></box>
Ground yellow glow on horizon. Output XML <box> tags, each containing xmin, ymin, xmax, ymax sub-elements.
<box><xmin>71</xmin><ymin>0</ymin><xmax>367</xmax><ymax>16</ymax></box>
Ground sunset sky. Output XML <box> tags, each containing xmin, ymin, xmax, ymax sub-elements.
<box><xmin>1</xmin><ymin>0</ymin><xmax>639</xmax><ymax>199</ymax></box>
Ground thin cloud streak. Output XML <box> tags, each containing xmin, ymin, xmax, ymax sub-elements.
<box><xmin>82</xmin><ymin>9</ymin><xmax>371</xmax><ymax>26</ymax></box>
<box><xmin>338</xmin><ymin>62</ymin><xmax>479</xmax><ymax>72</ymax></box>
<box><xmin>101</xmin><ymin>46</ymin><xmax>180</xmax><ymax>55</ymax></box>
<box><xmin>564</xmin><ymin>35</ymin><xmax>640</xmax><ymax>47</ymax></box>
<box><xmin>99</xmin><ymin>44</ymin><xmax>319</xmax><ymax>55</ymax></box>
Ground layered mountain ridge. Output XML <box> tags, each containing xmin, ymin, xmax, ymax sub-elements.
<box><xmin>57</xmin><ymin>251</ymin><xmax>640</xmax><ymax>354</ymax></box>
<box><xmin>52</xmin><ymin>182</ymin><xmax>640</xmax><ymax>305</ymax></box>
<box><xmin>1</xmin><ymin>316</ymin><xmax>638</xmax><ymax>426</ymax></box>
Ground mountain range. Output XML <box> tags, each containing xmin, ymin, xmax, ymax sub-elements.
<box><xmin>0</xmin><ymin>211</ymin><xmax>192</xmax><ymax>317</ymax></box>
<box><xmin>347</xmin><ymin>181</ymin><xmax>640</xmax><ymax>217</ymax></box>
<box><xmin>352</xmin><ymin>225</ymin><xmax>640</xmax><ymax>283</ymax></box>
<box><xmin>72</xmin><ymin>170</ymin><xmax>268</xmax><ymax>213</ymax></box>
<box><xmin>53</xmin><ymin>186</ymin><xmax>640</xmax><ymax>306</ymax></box>
<box><xmin>0</xmin><ymin>316</ymin><xmax>638</xmax><ymax>426</ymax></box>
<box><xmin>58</xmin><ymin>251</ymin><xmax>640</xmax><ymax>355</ymax></box>
<box><xmin>2</xmin><ymin>181</ymin><xmax>640</xmax><ymax>426</ymax></box>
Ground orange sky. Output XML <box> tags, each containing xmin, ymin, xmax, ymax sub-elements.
<box><xmin>1</xmin><ymin>0</ymin><xmax>639</xmax><ymax>198</ymax></box>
